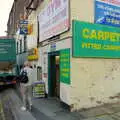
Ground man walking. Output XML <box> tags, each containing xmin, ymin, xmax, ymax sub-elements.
<box><xmin>20</xmin><ymin>61</ymin><xmax>33</xmax><ymax>111</ymax></box>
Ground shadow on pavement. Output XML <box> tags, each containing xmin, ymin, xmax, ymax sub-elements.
<box><xmin>31</xmin><ymin>106</ymin><xmax>53</xmax><ymax>120</ymax></box>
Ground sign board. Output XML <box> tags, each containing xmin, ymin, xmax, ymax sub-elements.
<box><xmin>28</xmin><ymin>48</ymin><xmax>39</xmax><ymax>61</ymax></box>
<box><xmin>27</xmin><ymin>24</ymin><xmax>33</xmax><ymax>35</ymax></box>
<box><xmin>60</xmin><ymin>49</ymin><xmax>70</xmax><ymax>84</ymax></box>
<box><xmin>0</xmin><ymin>39</ymin><xmax>16</xmax><ymax>61</ymax></box>
<box><xmin>38</xmin><ymin>0</ymin><xmax>70</xmax><ymax>42</ymax></box>
<box><xmin>32</xmin><ymin>81</ymin><xmax>45</xmax><ymax>98</ymax></box>
<box><xmin>50</xmin><ymin>43</ymin><xmax>56</xmax><ymax>52</ymax></box>
<box><xmin>73</xmin><ymin>20</ymin><xmax>120</xmax><ymax>58</ymax></box>
<box><xmin>95</xmin><ymin>0</ymin><xmax>120</xmax><ymax>27</ymax></box>
<box><xmin>19</xmin><ymin>20</ymin><xmax>28</xmax><ymax>35</ymax></box>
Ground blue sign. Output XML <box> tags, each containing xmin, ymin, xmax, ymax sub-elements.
<box><xmin>95</xmin><ymin>0</ymin><xmax>120</xmax><ymax>27</ymax></box>
<box><xmin>20</xmin><ymin>27</ymin><xmax>28</xmax><ymax>35</ymax></box>
<box><xmin>19</xmin><ymin>20</ymin><xmax>28</xmax><ymax>35</ymax></box>
<box><xmin>20</xmin><ymin>20</ymin><xmax>28</xmax><ymax>24</ymax></box>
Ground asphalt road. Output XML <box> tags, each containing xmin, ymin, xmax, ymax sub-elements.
<box><xmin>0</xmin><ymin>88</ymin><xmax>15</xmax><ymax>120</ymax></box>
<box><xmin>0</xmin><ymin>87</ymin><xmax>54</xmax><ymax>120</ymax></box>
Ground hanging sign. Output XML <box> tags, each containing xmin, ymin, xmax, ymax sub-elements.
<box><xmin>19</xmin><ymin>20</ymin><xmax>28</xmax><ymax>35</ymax></box>
<box><xmin>28</xmin><ymin>48</ymin><xmax>39</xmax><ymax>60</ymax></box>
<box><xmin>27</xmin><ymin>24</ymin><xmax>33</xmax><ymax>35</ymax></box>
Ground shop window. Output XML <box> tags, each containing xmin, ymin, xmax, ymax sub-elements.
<box><xmin>16</xmin><ymin>41</ymin><xmax>19</xmax><ymax>55</ymax></box>
<box><xmin>37</xmin><ymin>17</ymin><xmax>39</xmax><ymax>47</ymax></box>
<box><xmin>20</xmin><ymin>39</ymin><xmax>22</xmax><ymax>54</ymax></box>
<box><xmin>18</xmin><ymin>41</ymin><xmax>20</xmax><ymax>54</ymax></box>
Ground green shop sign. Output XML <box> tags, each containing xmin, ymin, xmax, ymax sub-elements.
<box><xmin>73</xmin><ymin>20</ymin><xmax>120</xmax><ymax>58</ymax></box>
<box><xmin>0</xmin><ymin>39</ymin><xmax>16</xmax><ymax>61</ymax></box>
<box><xmin>60</xmin><ymin>49</ymin><xmax>70</xmax><ymax>85</ymax></box>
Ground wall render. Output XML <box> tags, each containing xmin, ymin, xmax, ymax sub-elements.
<box><xmin>70</xmin><ymin>0</ymin><xmax>120</xmax><ymax>110</ymax></box>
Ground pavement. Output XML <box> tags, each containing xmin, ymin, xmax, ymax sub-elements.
<box><xmin>7</xmin><ymin>89</ymin><xmax>36</xmax><ymax>120</ymax></box>
<box><xmin>32</xmin><ymin>97</ymin><xmax>120</xmax><ymax>120</ymax></box>
<box><xmin>7</xmin><ymin>87</ymin><xmax>120</xmax><ymax>120</ymax></box>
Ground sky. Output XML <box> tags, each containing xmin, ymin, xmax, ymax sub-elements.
<box><xmin>0</xmin><ymin>0</ymin><xmax>14</xmax><ymax>36</ymax></box>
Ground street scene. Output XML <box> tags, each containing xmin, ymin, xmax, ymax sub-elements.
<box><xmin>0</xmin><ymin>0</ymin><xmax>120</xmax><ymax>120</ymax></box>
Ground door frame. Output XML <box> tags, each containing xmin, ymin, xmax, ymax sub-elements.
<box><xmin>48</xmin><ymin>51</ymin><xmax>60</xmax><ymax>97</ymax></box>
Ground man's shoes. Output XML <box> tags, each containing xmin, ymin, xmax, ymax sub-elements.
<box><xmin>21</xmin><ymin>106</ymin><xmax>27</xmax><ymax>111</ymax></box>
<box><xmin>29</xmin><ymin>104</ymin><xmax>32</xmax><ymax>111</ymax></box>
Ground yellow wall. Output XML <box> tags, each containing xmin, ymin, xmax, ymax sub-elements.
<box><xmin>61</xmin><ymin>0</ymin><xmax>94</xmax><ymax>40</ymax></box>
<box><xmin>71</xmin><ymin>0</ymin><xmax>94</xmax><ymax>22</ymax></box>
<box><xmin>70</xmin><ymin>0</ymin><xmax>120</xmax><ymax>110</ymax></box>
<box><xmin>71</xmin><ymin>58</ymin><xmax>120</xmax><ymax>110</ymax></box>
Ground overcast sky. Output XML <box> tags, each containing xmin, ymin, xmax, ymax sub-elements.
<box><xmin>0</xmin><ymin>0</ymin><xmax>14</xmax><ymax>36</ymax></box>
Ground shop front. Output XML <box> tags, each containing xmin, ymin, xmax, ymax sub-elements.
<box><xmin>70</xmin><ymin>20</ymin><xmax>120</xmax><ymax>110</ymax></box>
<box><xmin>40</xmin><ymin>38</ymin><xmax>71</xmax><ymax>105</ymax></box>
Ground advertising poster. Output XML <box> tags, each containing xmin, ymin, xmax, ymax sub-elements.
<box><xmin>39</xmin><ymin>0</ymin><xmax>70</xmax><ymax>42</ymax></box>
<box><xmin>95</xmin><ymin>0</ymin><xmax>120</xmax><ymax>27</ymax></box>
<box><xmin>73</xmin><ymin>20</ymin><xmax>120</xmax><ymax>58</ymax></box>
<box><xmin>60</xmin><ymin>49</ymin><xmax>70</xmax><ymax>84</ymax></box>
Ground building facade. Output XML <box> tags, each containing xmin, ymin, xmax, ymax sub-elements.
<box><xmin>7</xmin><ymin>0</ymin><xmax>120</xmax><ymax>111</ymax></box>
<box><xmin>37</xmin><ymin>0</ymin><xmax>120</xmax><ymax>111</ymax></box>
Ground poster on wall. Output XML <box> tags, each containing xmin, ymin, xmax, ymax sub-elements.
<box><xmin>95</xmin><ymin>0</ymin><xmax>120</xmax><ymax>27</ymax></box>
<box><xmin>60</xmin><ymin>49</ymin><xmax>70</xmax><ymax>85</ymax></box>
<box><xmin>38</xmin><ymin>0</ymin><xmax>70</xmax><ymax>42</ymax></box>
<box><xmin>73</xmin><ymin>20</ymin><xmax>120</xmax><ymax>58</ymax></box>
<box><xmin>32</xmin><ymin>81</ymin><xmax>45</xmax><ymax>98</ymax></box>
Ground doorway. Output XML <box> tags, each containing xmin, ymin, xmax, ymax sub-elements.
<box><xmin>48</xmin><ymin>51</ymin><xmax>60</xmax><ymax>98</ymax></box>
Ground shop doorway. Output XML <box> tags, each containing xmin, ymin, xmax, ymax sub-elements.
<box><xmin>48</xmin><ymin>51</ymin><xmax>60</xmax><ymax>98</ymax></box>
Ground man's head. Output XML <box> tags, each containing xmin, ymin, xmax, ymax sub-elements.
<box><xmin>24</xmin><ymin>61</ymin><xmax>31</xmax><ymax>67</ymax></box>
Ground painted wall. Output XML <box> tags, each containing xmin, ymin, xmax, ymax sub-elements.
<box><xmin>27</xmin><ymin>14</ymin><xmax>38</xmax><ymax>49</ymax></box>
<box><xmin>37</xmin><ymin>0</ymin><xmax>95</xmax><ymax>107</ymax></box>
<box><xmin>31</xmin><ymin>61</ymin><xmax>38</xmax><ymax>82</ymax></box>
<box><xmin>40</xmin><ymin>45</ymin><xmax>49</xmax><ymax>93</ymax></box>
<box><xmin>71</xmin><ymin>0</ymin><xmax>94</xmax><ymax>22</ymax></box>
<box><xmin>70</xmin><ymin>0</ymin><xmax>120</xmax><ymax>111</ymax></box>
<box><xmin>71</xmin><ymin>58</ymin><xmax>120</xmax><ymax>110</ymax></box>
<box><xmin>30</xmin><ymin>0</ymin><xmax>120</xmax><ymax>111</ymax></box>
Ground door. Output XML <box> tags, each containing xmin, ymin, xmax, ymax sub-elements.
<box><xmin>55</xmin><ymin>56</ymin><xmax>60</xmax><ymax>97</ymax></box>
<box><xmin>48</xmin><ymin>51</ymin><xmax>60</xmax><ymax>98</ymax></box>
